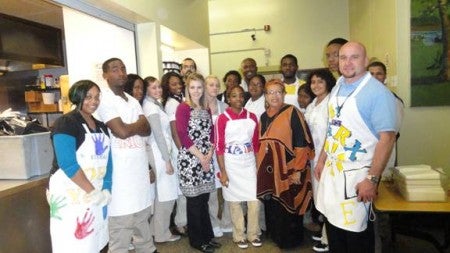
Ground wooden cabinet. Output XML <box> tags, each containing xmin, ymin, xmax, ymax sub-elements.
<box><xmin>0</xmin><ymin>177</ymin><xmax>51</xmax><ymax>253</ymax></box>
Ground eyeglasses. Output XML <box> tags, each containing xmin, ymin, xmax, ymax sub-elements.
<box><xmin>266</xmin><ymin>90</ymin><xmax>283</xmax><ymax>95</ymax></box>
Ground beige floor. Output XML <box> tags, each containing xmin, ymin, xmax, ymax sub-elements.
<box><xmin>143</xmin><ymin>229</ymin><xmax>443</xmax><ymax>253</ymax></box>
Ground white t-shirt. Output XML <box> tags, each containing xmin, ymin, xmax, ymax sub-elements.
<box><xmin>244</xmin><ymin>95</ymin><xmax>265</xmax><ymax>121</ymax></box>
<box><xmin>165</xmin><ymin>97</ymin><xmax>180</xmax><ymax>122</ymax></box>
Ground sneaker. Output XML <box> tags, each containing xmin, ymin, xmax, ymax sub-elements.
<box><xmin>313</xmin><ymin>242</ymin><xmax>329</xmax><ymax>252</ymax></box>
<box><xmin>213</xmin><ymin>226</ymin><xmax>223</xmax><ymax>237</ymax></box>
<box><xmin>311</xmin><ymin>231</ymin><xmax>322</xmax><ymax>241</ymax></box>
<box><xmin>251</xmin><ymin>238</ymin><xmax>262</xmax><ymax>247</ymax></box>
<box><xmin>236</xmin><ymin>240</ymin><xmax>248</xmax><ymax>249</ymax></box>
<box><xmin>128</xmin><ymin>243</ymin><xmax>135</xmax><ymax>250</ymax></box>
<box><xmin>221</xmin><ymin>226</ymin><xmax>233</xmax><ymax>233</ymax></box>
<box><xmin>155</xmin><ymin>234</ymin><xmax>181</xmax><ymax>243</ymax></box>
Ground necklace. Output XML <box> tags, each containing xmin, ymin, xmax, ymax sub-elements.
<box><xmin>335</xmin><ymin>85</ymin><xmax>357</xmax><ymax>118</ymax></box>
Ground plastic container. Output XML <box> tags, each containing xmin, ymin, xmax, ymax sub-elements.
<box><xmin>44</xmin><ymin>74</ymin><xmax>54</xmax><ymax>88</ymax></box>
<box><xmin>41</xmin><ymin>92</ymin><xmax>55</xmax><ymax>104</ymax></box>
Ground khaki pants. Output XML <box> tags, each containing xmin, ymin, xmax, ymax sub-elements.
<box><xmin>151</xmin><ymin>197</ymin><xmax>176</xmax><ymax>242</ymax></box>
<box><xmin>229</xmin><ymin>200</ymin><xmax>260</xmax><ymax>242</ymax></box>
<box><xmin>108</xmin><ymin>206</ymin><xmax>156</xmax><ymax>253</ymax></box>
<box><xmin>175</xmin><ymin>195</ymin><xmax>187</xmax><ymax>227</ymax></box>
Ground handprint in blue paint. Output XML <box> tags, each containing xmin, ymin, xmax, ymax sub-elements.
<box><xmin>91</xmin><ymin>134</ymin><xmax>108</xmax><ymax>155</ymax></box>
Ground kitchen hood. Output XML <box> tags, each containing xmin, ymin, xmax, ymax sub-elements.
<box><xmin>0</xmin><ymin>12</ymin><xmax>65</xmax><ymax>74</ymax></box>
<box><xmin>0</xmin><ymin>59</ymin><xmax>62</xmax><ymax>74</ymax></box>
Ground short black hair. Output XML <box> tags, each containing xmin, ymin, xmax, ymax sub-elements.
<box><xmin>306</xmin><ymin>69</ymin><xmax>336</xmax><ymax>93</ymax></box>
<box><xmin>367</xmin><ymin>61</ymin><xmax>387</xmax><ymax>74</ymax></box>
<box><xmin>226</xmin><ymin>85</ymin><xmax>245</xmax><ymax>100</ymax></box>
<box><xmin>297</xmin><ymin>82</ymin><xmax>316</xmax><ymax>100</ymax></box>
<box><xmin>250</xmin><ymin>74</ymin><xmax>266</xmax><ymax>86</ymax></box>
<box><xmin>280</xmin><ymin>54</ymin><xmax>298</xmax><ymax>66</ymax></box>
<box><xmin>102</xmin><ymin>57</ymin><xmax>122</xmax><ymax>73</ymax></box>
<box><xmin>222</xmin><ymin>70</ymin><xmax>242</xmax><ymax>84</ymax></box>
<box><xmin>327</xmin><ymin>38</ymin><xmax>348</xmax><ymax>46</ymax></box>
<box><xmin>69</xmin><ymin>80</ymin><xmax>100</xmax><ymax>110</ymax></box>
<box><xmin>182</xmin><ymin>57</ymin><xmax>197</xmax><ymax>70</ymax></box>
<box><xmin>124</xmin><ymin>74</ymin><xmax>144</xmax><ymax>104</ymax></box>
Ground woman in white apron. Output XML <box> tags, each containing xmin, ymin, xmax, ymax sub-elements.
<box><xmin>48</xmin><ymin>80</ymin><xmax>112</xmax><ymax>253</ymax></box>
<box><xmin>304</xmin><ymin>69</ymin><xmax>336</xmax><ymax>251</ymax></box>
<box><xmin>143</xmin><ymin>76</ymin><xmax>181</xmax><ymax>243</ymax></box>
<box><xmin>162</xmin><ymin>72</ymin><xmax>188</xmax><ymax>236</ymax></box>
<box><xmin>204</xmin><ymin>75</ymin><xmax>230</xmax><ymax>238</ymax></box>
<box><xmin>215</xmin><ymin>85</ymin><xmax>261</xmax><ymax>249</ymax></box>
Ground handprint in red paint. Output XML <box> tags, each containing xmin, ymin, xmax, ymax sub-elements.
<box><xmin>74</xmin><ymin>208</ymin><xmax>95</xmax><ymax>239</ymax></box>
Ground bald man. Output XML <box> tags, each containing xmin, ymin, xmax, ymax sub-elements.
<box><xmin>314</xmin><ymin>42</ymin><xmax>398</xmax><ymax>253</ymax></box>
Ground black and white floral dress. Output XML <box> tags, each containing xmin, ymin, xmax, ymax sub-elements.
<box><xmin>176</xmin><ymin>104</ymin><xmax>215</xmax><ymax>197</ymax></box>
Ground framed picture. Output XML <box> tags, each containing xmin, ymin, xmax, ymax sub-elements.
<box><xmin>411</xmin><ymin>0</ymin><xmax>450</xmax><ymax>106</ymax></box>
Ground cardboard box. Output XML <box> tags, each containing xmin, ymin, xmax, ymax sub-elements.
<box><xmin>0</xmin><ymin>132</ymin><xmax>53</xmax><ymax>179</ymax></box>
<box><xmin>24</xmin><ymin>91</ymin><xmax>42</xmax><ymax>102</ymax></box>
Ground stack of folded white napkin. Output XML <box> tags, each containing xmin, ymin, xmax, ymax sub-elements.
<box><xmin>393</xmin><ymin>164</ymin><xmax>447</xmax><ymax>202</ymax></box>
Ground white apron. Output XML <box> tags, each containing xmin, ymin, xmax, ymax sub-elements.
<box><xmin>316</xmin><ymin>73</ymin><xmax>377</xmax><ymax>232</ymax></box>
<box><xmin>305</xmin><ymin>95</ymin><xmax>330</xmax><ymax>203</ymax></box>
<box><xmin>109</xmin><ymin>133</ymin><xmax>152</xmax><ymax>216</ymax></box>
<box><xmin>148</xmin><ymin>104</ymin><xmax>179</xmax><ymax>202</ymax></box>
<box><xmin>222</xmin><ymin>111</ymin><xmax>258</xmax><ymax>202</ymax></box>
<box><xmin>48</xmin><ymin>124</ymin><xmax>110</xmax><ymax>253</ymax></box>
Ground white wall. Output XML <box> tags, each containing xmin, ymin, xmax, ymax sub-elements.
<box><xmin>136</xmin><ymin>22</ymin><xmax>162</xmax><ymax>79</ymax></box>
<box><xmin>208</xmin><ymin>0</ymin><xmax>349</xmax><ymax>82</ymax></box>
<box><xmin>175</xmin><ymin>48</ymin><xmax>210</xmax><ymax>77</ymax></box>
<box><xmin>63</xmin><ymin>7</ymin><xmax>137</xmax><ymax>88</ymax></box>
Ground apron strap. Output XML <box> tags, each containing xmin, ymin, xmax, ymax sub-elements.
<box><xmin>82</xmin><ymin>123</ymin><xmax>91</xmax><ymax>134</ymax></box>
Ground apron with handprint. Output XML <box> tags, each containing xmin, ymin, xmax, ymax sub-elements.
<box><xmin>48</xmin><ymin>123</ymin><xmax>110</xmax><ymax>253</ymax></box>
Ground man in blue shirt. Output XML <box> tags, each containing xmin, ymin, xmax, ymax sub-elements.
<box><xmin>315</xmin><ymin>42</ymin><xmax>397</xmax><ymax>253</ymax></box>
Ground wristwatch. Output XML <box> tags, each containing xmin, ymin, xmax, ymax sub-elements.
<box><xmin>366</xmin><ymin>174</ymin><xmax>380</xmax><ymax>184</ymax></box>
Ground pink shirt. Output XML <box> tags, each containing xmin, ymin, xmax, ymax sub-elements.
<box><xmin>175</xmin><ymin>102</ymin><xmax>214</xmax><ymax>149</ymax></box>
<box><xmin>215</xmin><ymin>107</ymin><xmax>259</xmax><ymax>155</ymax></box>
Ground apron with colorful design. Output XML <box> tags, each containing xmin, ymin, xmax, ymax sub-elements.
<box><xmin>48</xmin><ymin>124</ymin><xmax>110</xmax><ymax>253</ymax></box>
<box><xmin>222</xmin><ymin>110</ymin><xmax>258</xmax><ymax>201</ymax></box>
<box><xmin>316</xmin><ymin>73</ymin><xmax>377</xmax><ymax>232</ymax></box>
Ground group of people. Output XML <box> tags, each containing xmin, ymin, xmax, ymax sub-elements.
<box><xmin>47</xmin><ymin>38</ymin><xmax>402</xmax><ymax>253</ymax></box>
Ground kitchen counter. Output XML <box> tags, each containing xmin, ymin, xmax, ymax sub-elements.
<box><xmin>0</xmin><ymin>175</ymin><xmax>51</xmax><ymax>253</ymax></box>
<box><xmin>0</xmin><ymin>175</ymin><xmax>48</xmax><ymax>197</ymax></box>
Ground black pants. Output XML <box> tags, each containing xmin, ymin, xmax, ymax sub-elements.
<box><xmin>186</xmin><ymin>193</ymin><xmax>214</xmax><ymax>248</ymax></box>
<box><xmin>326</xmin><ymin>219</ymin><xmax>374</xmax><ymax>253</ymax></box>
<box><xmin>264</xmin><ymin>198</ymin><xmax>304</xmax><ymax>249</ymax></box>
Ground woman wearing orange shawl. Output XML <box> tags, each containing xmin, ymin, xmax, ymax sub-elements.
<box><xmin>257</xmin><ymin>78</ymin><xmax>314</xmax><ymax>249</ymax></box>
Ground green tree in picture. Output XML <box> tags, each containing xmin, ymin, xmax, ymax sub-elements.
<box><xmin>411</xmin><ymin>0</ymin><xmax>450</xmax><ymax>106</ymax></box>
